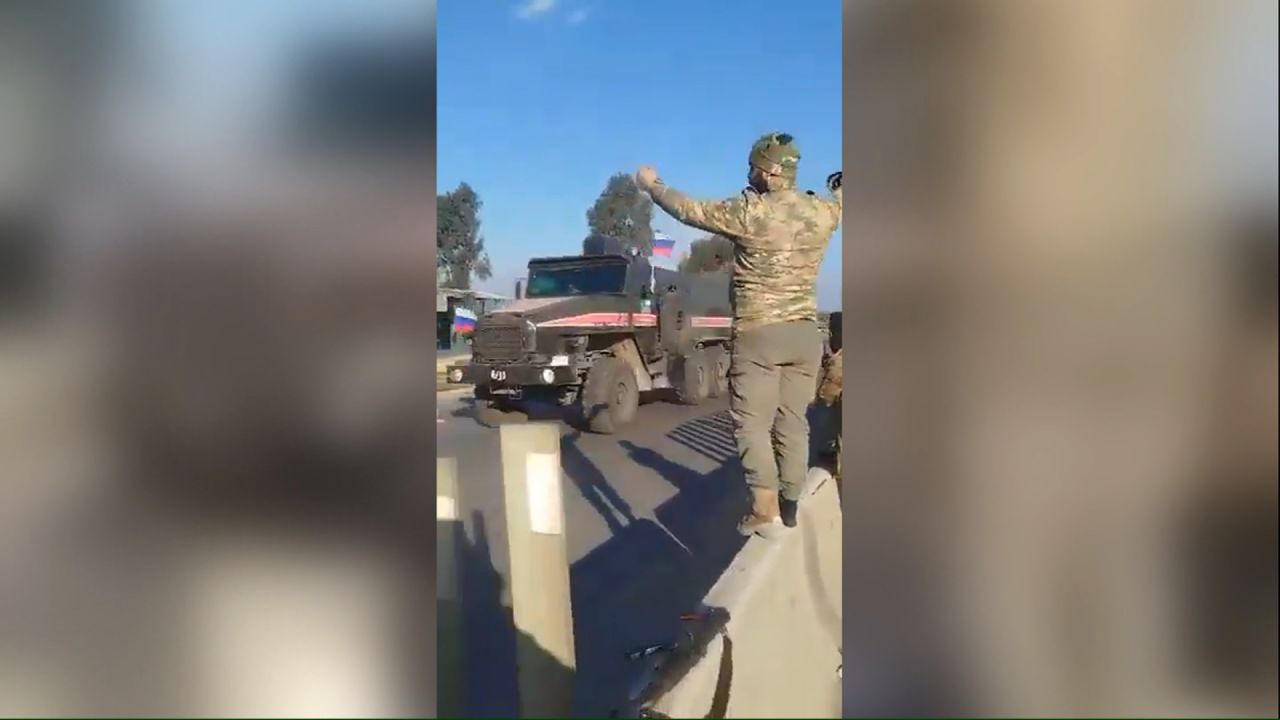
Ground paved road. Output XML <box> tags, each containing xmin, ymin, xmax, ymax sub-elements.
<box><xmin>437</xmin><ymin>389</ymin><xmax>749</xmax><ymax>717</ymax></box>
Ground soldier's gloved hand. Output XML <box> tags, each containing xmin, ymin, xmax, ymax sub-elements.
<box><xmin>826</xmin><ymin>171</ymin><xmax>842</xmax><ymax>192</ymax></box>
<box><xmin>635</xmin><ymin>165</ymin><xmax>659</xmax><ymax>191</ymax></box>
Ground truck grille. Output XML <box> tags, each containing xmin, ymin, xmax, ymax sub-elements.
<box><xmin>475</xmin><ymin>324</ymin><xmax>524</xmax><ymax>361</ymax></box>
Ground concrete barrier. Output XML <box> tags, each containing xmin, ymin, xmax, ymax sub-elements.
<box><xmin>632</xmin><ymin>467</ymin><xmax>843</xmax><ymax>718</ymax></box>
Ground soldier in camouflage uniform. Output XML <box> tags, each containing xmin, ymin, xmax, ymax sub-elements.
<box><xmin>636</xmin><ymin>132</ymin><xmax>842</xmax><ymax>537</ymax></box>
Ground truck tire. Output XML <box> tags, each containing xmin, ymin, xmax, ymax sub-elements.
<box><xmin>674</xmin><ymin>349</ymin><xmax>712</xmax><ymax>405</ymax></box>
<box><xmin>579</xmin><ymin>356</ymin><xmax>639</xmax><ymax>434</ymax></box>
<box><xmin>475</xmin><ymin>400</ymin><xmax>527</xmax><ymax>428</ymax></box>
<box><xmin>705</xmin><ymin>345</ymin><xmax>730</xmax><ymax>398</ymax></box>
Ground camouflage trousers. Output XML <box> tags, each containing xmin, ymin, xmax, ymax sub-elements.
<box><xmin>729</xmin><ymin>320</ymin><xmax>823</xmax><ymax>501</ymax></box>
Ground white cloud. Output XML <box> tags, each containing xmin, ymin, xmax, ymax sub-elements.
<box><xmin>514</xmin><ymin>0</ymin><xmax>557</xmax><ymax>19</ymax></box>
<box><xmin>567</xmin><ymin>8</ymin><xmax>590</xmax><ymax>24</ymax></box>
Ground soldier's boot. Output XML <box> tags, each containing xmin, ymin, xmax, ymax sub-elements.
<box><xmin>737</xmin><ymin>487</ymin><xmax>784</xmax><ymax>538</ymax></box>
<box><xmin>779</xmin><ymin>496</ymin><xmax>799</xmax><ymax>528</ymax></box>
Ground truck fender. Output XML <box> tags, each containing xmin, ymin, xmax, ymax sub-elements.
<box><xmin>606</xmin><ymin>338</ymin><xmax>654</xmax><ymax>393</ymax></box>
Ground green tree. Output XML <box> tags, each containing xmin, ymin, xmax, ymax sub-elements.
<box><xmin>585</xmin><ymin>173</ymin><xmax>654</xmax><ymax>255</ymax></box>
<box><xmin>437</xmin><ymin>182</ymin><xmax>492</xmax><ymax>290</ymax></box>
<box><xmin>677</xmin><ymin>234</ymin><xmax>735</xmax><ymax>274</ymax></box>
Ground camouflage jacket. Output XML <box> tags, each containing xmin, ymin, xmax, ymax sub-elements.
<box><xmin>647</xmin><ymin>181</ymin><xmax>841</xmax><ymax>332</ymax></box>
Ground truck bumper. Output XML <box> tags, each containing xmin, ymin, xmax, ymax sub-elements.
<box><xmin>448</xmin><ymin>362</ymin><xmax>580</xmax><ymax>389</ymax></box>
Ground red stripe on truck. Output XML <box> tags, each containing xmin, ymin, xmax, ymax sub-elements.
<box><xmin>536</xmin><ymin>313</ymin><xmax>732</xmax><ymax>329</ymax></box>
<box><xmin>538</xmin><ymin>313</ymin><xmax>656</xmax><ymax>327</ymax></box>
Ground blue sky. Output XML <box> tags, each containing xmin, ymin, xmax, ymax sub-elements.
<box><xmin>438</xmin><ymin>0</ymin><xmax>843</xmax><ymax>309</ymax></box>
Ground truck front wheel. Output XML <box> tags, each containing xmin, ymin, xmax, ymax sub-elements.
<box><xmin>579</xmin><ymin>356</ymin><xmax>639</xmax><ymax>434</ymax></box>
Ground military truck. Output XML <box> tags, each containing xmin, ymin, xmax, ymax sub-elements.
<box><xmin>446</xmin><ymin>236</ymin><xmax>733</xmax><ymax>433</ymax></box>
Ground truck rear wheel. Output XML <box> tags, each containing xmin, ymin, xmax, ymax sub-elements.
<box><xmin>579</xmin><ymin>356</ymin><xmax>639</xmax><ymax>434</ymax></box>
<box><xmin>674</xmin><ymin>349</ymin><xmax>712</xmax><ymax>405</ymax></box>
<box><xmin>705</xmin><ymin>345</ymin><xmax>730</xmax><ymax>398</ymax></box>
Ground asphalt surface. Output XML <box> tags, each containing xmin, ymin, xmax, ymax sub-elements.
<box><xmin>436</xmin><ymin>388</ymin><xmax>750</xmax><ymax>717</ymax></box>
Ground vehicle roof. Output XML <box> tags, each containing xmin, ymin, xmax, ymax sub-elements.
<box><xmin>528</xmin><ymin>254</ymin><xmax>630</xmax><ymax>266</ymax></box>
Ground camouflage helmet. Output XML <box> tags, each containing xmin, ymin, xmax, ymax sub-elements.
<box><xmin>749</xmin><ymin>132</ymin><xmax>801</xmax><ymax>180</ymax></box>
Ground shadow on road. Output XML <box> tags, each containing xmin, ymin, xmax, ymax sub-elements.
<box><xmin>456</xmin><ymin>511</ymin><xmax>518</xmax><ymax>716</ymax></box>
<box><xmin>567</xmin><ymin>424</ymin><xmax>747</xmax><ymax>715</ymax></box>
<box><xmin>453</xmin><ymin>510</ymin><xmax>576</xmax><ymax>718</ymax></box>
<box><xmin>664</xmin><ymin>409</ymin><xmax>738</xmax><ymax>465</ymax></box>
<box><xmin>452</xmin><ymin>410</ymin><xmax>749</xmax><ymax>716</ymax></box>
<box><xmin>450</xmin><ymin>395</ymin><xmax>572</xmax><ymax>426</ymax></box>
<box><xmin>562</xmin><ymin>431</ymin><xmax>638</xmax><ymax>536</ymax></box>
<box><xmin>450</xmin><ymin>391</ymin><xmax>683</xmax><ymax>428</ymax></box>
<box><xmin>446</xmin><ymin>394</ymin><xmax>475</xmax><ymax>419</ymax></box>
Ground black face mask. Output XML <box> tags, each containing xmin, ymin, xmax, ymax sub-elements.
<box><xmin>748</xmin><ymin>166</ymin><xmax>771</xmax><ymax>193</ymax></box>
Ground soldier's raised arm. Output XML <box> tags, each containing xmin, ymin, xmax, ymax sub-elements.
<box><xmin>636</xmin><ymin>166</ymin><xmax>751</xmax><ymax>240</ymax></box>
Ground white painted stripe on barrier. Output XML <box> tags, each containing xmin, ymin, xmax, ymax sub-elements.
<box><xmin>525</xmin><ymin>451</ymin><xmax>564</xmax><ymax>535</ymax></box>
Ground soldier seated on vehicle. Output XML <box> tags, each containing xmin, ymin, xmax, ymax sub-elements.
<box><xmin>814</xmin><ymin>347</ymin><xmax>842</xmax><ymax>482</ymax></box>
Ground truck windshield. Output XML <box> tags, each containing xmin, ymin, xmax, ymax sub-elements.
<box><xmin>526</xmin><ymin>263</ymin><xmax>628</xmax><ymax>297</ymax></box>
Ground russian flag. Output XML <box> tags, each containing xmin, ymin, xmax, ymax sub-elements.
<box><xmin>453</xmin><ymin>308</ymin><xmax>477</xmax><ymax>335</ymax></box>
<box><xmin>652</xmin><ymin>232</ymin><xmax>676</xmax><ymax>258</ymax></box>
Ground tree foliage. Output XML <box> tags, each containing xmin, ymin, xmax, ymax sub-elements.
<box><xmin>677</xmin><ymin>234</ymin><xmax>735</xmax><ymax>274</ymax></box>
<box><xmin>585</xmin><ymin>173</ymin><xmax>654</xmax><ymax>255</ymax></box>
<box><xmin>437</xmin><ymin>182</ymin><xmax>492</xmax><ymax>290</ymax></box>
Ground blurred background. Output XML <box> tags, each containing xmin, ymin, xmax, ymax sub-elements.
<box><xmin>1</xmin><ymin>0</ymin><xmax>436</xmax><ymax>715</ymax></box>
<box><xmin>1</xmin><ymin>0</ymin><xmax>1274</xmax><ymax>717</ymax></box>
<box><xmin>841</xmin><ymin>0</ymin><xmax>1276</xmax><ymax>716</ymax></box>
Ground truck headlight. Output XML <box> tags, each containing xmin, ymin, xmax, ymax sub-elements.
<box><xmin>448</xmin><ymin>369</ymin><xmax>463</xmax><ymax>383</ymax></box>
<box><xmin>540</xmin><ymin>368</ymin><xmax>556</xmax><ymax>384</ymax></box>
